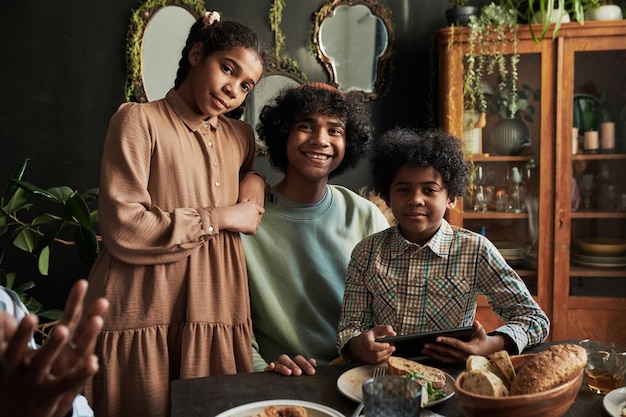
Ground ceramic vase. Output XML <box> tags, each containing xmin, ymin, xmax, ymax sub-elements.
<box><xmin>490</xmin><ymin>118</ymin><xmax>530</xmax><ymax>156</ymax></box>
<box><xmin>445</xmin><ymin>6</ymin><xmax>479</xmax><ymax>26</ymax></box>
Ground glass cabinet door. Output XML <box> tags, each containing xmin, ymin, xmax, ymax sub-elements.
<box><xmin>461</xmin><ymin>47</ymin><xmax>551</xmax><ymax>315</ymax></box>
<box><xmin>554</xmin><ymin>27</ymin><xmax>626</xmax><ymax>341</ymax></box>
<box><xmin>437</xmin><ymin>28</ymin><xmax>555</xmax><ymax>331</ymax></box>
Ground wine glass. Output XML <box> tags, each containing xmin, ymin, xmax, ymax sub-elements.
<box><xmin>475</xmin><ymin>185</ymin><xmax>494</xmax><ymax>213</ymax></box>
<box><xmin>580</xmin><ymin>174</ymin><xmax>594</xmax><ymax>210</ymax></box>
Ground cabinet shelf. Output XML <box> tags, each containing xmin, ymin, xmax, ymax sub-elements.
<box><xmin>468</xmin><ymin>154</ymin><xmax>535</xmax><ymax>163</ymax></box>
<box><xmin>463</xmin><ymin>212</ymin><xmax>529</xmax><ymax>219</ymax></box>
<box><xmin>571</xmin><ymin>212</ymin><xmax>626</xmax><ymax>219</ymax></box>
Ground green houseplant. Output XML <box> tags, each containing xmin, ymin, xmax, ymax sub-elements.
<box><xmin>464</xmin><ymin>3</ymin><xmax>519</xmax><ymax>120</ymax></box>
<box><xmin>0</xmin><ymin>159</ymin><xmax>100</xmax><ymax>318</ymax></box>
<box><xmin>500</xmin><ymin>0</ymin><xmax>601</xmax><ymax>42</ymax></box>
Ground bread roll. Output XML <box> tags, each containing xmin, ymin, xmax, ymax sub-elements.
<box><xmin>460</xmin><ymin>370</ymin><xmax>509</xmax><ymax>397</ymax></box>
<box><xmin>466</xmin><ymin>354</ymin><xmax>507</xmax><ymax>384</ymax></box>
<box><xmin>509</xmin><ymin>344</ymin><xmax>587</xmax><ymax>395</ymax></box>
<box><xmin>488</xmin><ymin>350</ymin><xmax>516</xmax><ymax>387</ymax></box>
<box><xmin>387</xmin><ymin>356</ymin><xmax>447</xmax><ymax>389</ymax></box>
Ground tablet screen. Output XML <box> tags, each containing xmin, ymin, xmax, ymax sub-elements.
<box><xmin>375</xmin><ymin>327</ymin><xmax>474</xmax><ymax>358</ymax></box>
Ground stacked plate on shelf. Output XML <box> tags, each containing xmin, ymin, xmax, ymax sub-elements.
<box><xmin>573</xmin><ymin>238</ymin><xmax>626</xmax><ymax>268</ymax></box>
<box><xmin>493</xmin><ymin>242</ymin><xmax>530</xmax><ymax>263</ymax></box>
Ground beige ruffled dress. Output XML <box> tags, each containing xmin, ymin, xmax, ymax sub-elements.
<box><xmin>84</xmin><ymin>89</ymin><xmax>255</xmax><ymax>417</ymax></box>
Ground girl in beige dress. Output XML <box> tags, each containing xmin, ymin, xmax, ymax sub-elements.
<box><xmin>84</xmin><ymin>13</ymin><xmax>266</xmax><ymax>417</ymax></box>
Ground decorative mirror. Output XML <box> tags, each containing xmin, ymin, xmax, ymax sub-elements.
<box><xmin>313</xmin><ymin>0</ymin><xmax>394</xmax><ymax>101</ymax></box>
<box><xmin>242</xmin><ymin>0</ymin><xmax>307</xmax><ymax>155</ymax></box>
<box><xmin>244</xmin><ymin>57</ymin><xmax>306</xmax><ymax>155</ymax></box>
<box><xmin>125</xmin><ymin>0</ymin><xmax>205</xmax><ymax>102</ymax></box>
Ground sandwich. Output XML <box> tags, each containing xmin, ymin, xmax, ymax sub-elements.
<box><xmin>387</xmin><ymin>356</ymin><xmax>447</xmax><ymax>389</ymax></box>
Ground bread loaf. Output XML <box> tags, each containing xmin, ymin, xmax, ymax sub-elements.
<box><xmin>460</xmin><ymin>369</ymin><xmax>509</xmax><ymax>397</ymax></box>
<box><xmin>387</xmin><ymin>356</ymin><xmax>447</xmax><ymax>389</ymax></box>
<box><xmin>509</xmin><ymin>344</ymin><xmax>587</xmax><ymax>395</ymax></box>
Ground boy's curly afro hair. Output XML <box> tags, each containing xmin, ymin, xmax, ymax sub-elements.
<box><xmin>256</xmin><ymin>83</ymin><xmax>373</xmax><ymax>178</ymax></box>
<box><xmin>371</xmin><ymin>127</ymin><xmax>470</xmax><ymax>201</ymax></box>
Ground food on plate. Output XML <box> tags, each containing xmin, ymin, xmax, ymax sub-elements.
<box><xmin>459</xmin><ymin>343</ymin><xmax>587</xmax><ymax>397</ymax></box>
<box><xmin>387</xmin><ymin>356</ymin><xmax>448</xmax><ymax>404</ymax></box>
<box><xmin>460</xmin><ymin>369</ymin><xmax>509</xmax><ymax>397</ymax></box>
<box><xmin>388</xmin><ymin>356</ymin><xmax>446</xmax><ymax>388</ymax></box>
<box><xmin>510</xmin><ymin>343</ymin><xmax>587</xmax><ymax>395</ymax></box>
<box><xmin>255</xmin><ymin>405</ymin><xmax>307</xmax><ymax>417</ymax></box>
<box><xmin>621</xmin><ymin>401</ymin><xmax>626</xmax><ymax>417</ymax></box>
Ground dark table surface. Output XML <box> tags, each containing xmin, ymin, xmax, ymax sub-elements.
<box><xmin>170</xmin><ymin>343</ymin><xmax>617</xmax><ymax>417</ymax></box>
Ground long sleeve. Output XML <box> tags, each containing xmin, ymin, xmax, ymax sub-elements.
<box><xmin>97</xmin><ymin>92</ymin><xmax>255</xmax><ymax>265</ymax></box>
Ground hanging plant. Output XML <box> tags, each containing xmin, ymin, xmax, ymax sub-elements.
<box><xmin>464</xmin><ymin>3</ymin><xmax>520</xmax><ymax>117</ymax></box>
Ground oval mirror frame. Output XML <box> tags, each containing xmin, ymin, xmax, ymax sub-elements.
<box><xmin>125</xmin><ymin>0</ymin><xmax>205</xmax><ymax>102</ymax></box>
<box><xmin>245</xmin><ymin>57</ymin><xmax>307</xmax><ymax>155</ymax></box>
<box><xmin>312</xmin><ymin>0</ymin><xmax>394</xmax><ymax>101</ymax></box>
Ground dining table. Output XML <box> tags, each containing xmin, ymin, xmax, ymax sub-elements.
<box><xmin>170</xmin><ymin>341</ymin><xmax>622</xmax><ymax>417</ymax></box>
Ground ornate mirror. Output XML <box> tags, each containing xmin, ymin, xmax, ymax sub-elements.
<box><xmin>125</xmin><ymin>0</ymin><xmax>204</xmax><ymax>102</ymax></box>
<box><xmin>244</xmin><ymin>57</ymin><xmax>306</xmax><ymax>155</ymax></box>
<box><xmin>313</xmin><ymin>0</ymin><xmax>394</xmax><ymax>101</ymax></box>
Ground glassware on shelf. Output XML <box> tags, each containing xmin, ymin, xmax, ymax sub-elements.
<box><xmin>508</xmin><ymin>166</ymin><xmax>525</xmax><ymax>213</ymax></box>
<box><xmin>474</xmin><ymin>185</ymin><xmax>494</xmax><ymax>213</ymax></box>
<box><xmin>579</xmin><ymin>173</ymin><xmax>595</xmax><ymax>211</ymax></box>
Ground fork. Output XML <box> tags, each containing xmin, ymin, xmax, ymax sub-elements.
<box><xmin>373</xmin><ymin>365</ymin><xmax>387</xmax><ymax>379</ymax></box>
<box><xmin>351</xmin><ymin>366</ymin><xmax>387</xmax><ymax>417</ymax></box>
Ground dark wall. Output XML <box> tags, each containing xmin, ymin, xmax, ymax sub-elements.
<box><xmin>0</xmin><ymin>0</ymin><xmax>487</xmax><ymax>309</ymax></box>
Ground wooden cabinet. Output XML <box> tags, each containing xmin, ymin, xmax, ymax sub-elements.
<box><xmin>436</xmin><ymin>21</ymin><xmax>626</xmax><ymax>342</ymax></box>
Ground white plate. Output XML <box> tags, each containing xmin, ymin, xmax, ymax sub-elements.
<box><xmin>571</xmin><ymin>258</ymin><xmax>626</xmax><ymax>268</ymax></box>
<box><xmin>603</xmin><ymin>387</ymin><xmax>626</xmax><ymax>417</ymax></box>
<box><xmin>214</xmin><ymin>399</ymin><xmax>345</xmax><ymax>417</ymax></box>
<box><xmin>336</xmin><ymin>363</ymin><xmax>455</xmax><ymax>408</ymax></box>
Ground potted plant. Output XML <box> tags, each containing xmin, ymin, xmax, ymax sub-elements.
<box><xmin>0</xmin><ymin>158</ymin><xmax>100</xmax><ymax>318</ymax></box>
<box><xmin>488</xmin><ymin>76</ymin><xmax>540</xmax><ymax>155</ymax></box>
<box><xmin>500</xmin><ymin>0</ymin><xmax>601</xmax><ymax>42</ymax></box>
<box><xmin>446</xmin><ymin>0</ymin><xmax>480</xmax><ymax>26</ymax></box>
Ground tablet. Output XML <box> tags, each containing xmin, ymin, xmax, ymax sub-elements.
<box><xmin>375</xmin><ymin>327</ymin><xmax>475</xmax><ymax>358</ymax></box>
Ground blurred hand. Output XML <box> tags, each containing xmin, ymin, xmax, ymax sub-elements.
<box><xmin>0</xmin><ymin>279</ymin><xmax>108</xmax><ymax>417</ymax></box>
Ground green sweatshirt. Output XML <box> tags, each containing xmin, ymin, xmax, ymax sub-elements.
<box><xmin>241</xmin><ymin>185</ymin><xmax>390</xmax><ymax>371</ymax></box>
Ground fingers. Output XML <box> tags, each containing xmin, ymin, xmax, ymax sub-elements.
<box><xmin>266</xmin><ymin>354</ymin><xmax>317</xmax><ymax>377</ymax></box>
<box><xmin>293</xmin><ymin>355</ymin><xmax>317</xmax><ymax>376</ymax></box>
<box><xmin>4</xmin><ymin>314</ymin><xmax>38</xmax><ymax>369</ymax></box>
<box><xmin>29</xmin><ymin>325</ymin><xmax>70</xmax><ymax>376</ymax></box>
<box><xmin>73</xmin><ymin>298</ymin><xmax>108</xmax><ymax>357</ymax></box>
<box><xmin>59</xmin><ymin>279</ymin><xmax>88</xmax><ymax>336</ymax></box>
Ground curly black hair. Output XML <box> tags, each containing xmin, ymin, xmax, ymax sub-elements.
<box><xmin>371</xmin><ymin>127</ymin><xmax>470</xmax><ymax>201</ymax></box>
<box><xmin>256</xmin><ymin>84</ymin><xmax>373</xmax><ymax>178</ymax></box>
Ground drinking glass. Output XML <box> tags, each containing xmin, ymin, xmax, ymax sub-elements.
<box><xmin>362</xmin><ymin>375</ymin><xmax>421</xmax><ymax>417</ymax></box>
<box><xmin>474</xmin><ymin>185</ymin><xmax>494</xmax><ymax>213</ymax></box>
<box><xmin>579</xmin><ymin>339</ymin><xmax>626</xmax><ymax>394</ymax></box>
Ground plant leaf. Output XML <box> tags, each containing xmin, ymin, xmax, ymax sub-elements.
<box><xmin>3</xmin><ymin>187</ymin><xmax>29</xmax><ymax>212</ymax></box>
<box><xmin>13</xmin><ymin>228</ymin><xmax>37</xmax><ymax>253</ymax></box>
<box><xmin>74</xmin><ymin>226</ymin><xmax>100</xmax><ymax>267</ymax></box>
<box><xmin>38</xmin><ymin>245</ymin><xmax>50</xmax><ymax>276</ymax></box>
<box><xmin>9</xmin><ymin>179</ymin><xmax>61</xmax><ymax>203</ymax></box>
<box><xmin>67</xmin><ymin>192</ymin><xmax>92</xmax><ymax>228</ymax></box>
<box><xmin>1</xmin><ymin>158</ymin><xmax>30</xmax><ymax>204</ymax></box>
<box><xmin>47</xmin><ymin>186</ymin><xmax>75</xmax><ymax>204</ymax></box>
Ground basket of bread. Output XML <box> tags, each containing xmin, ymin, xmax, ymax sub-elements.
<box><xmin>455</xmin><ymin>343</ymin><xmax>587</xmax><ymax>417</ymax></box>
